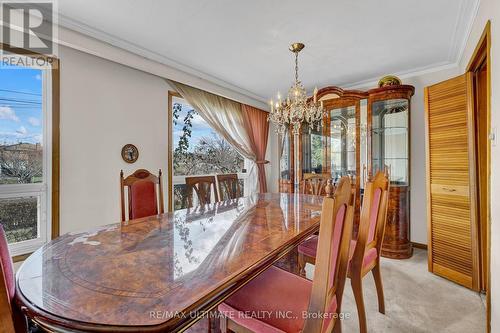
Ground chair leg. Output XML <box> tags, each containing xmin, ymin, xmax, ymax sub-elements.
<box><xmin>351</xmin><ymin>275</ymin><xmax>368</xmax><ymax>333</ymax></box>
<box><xmin>333</xmin><ymin>317</ymin><xmax>342</xmax><ymax>333</ymax></box>
<box><xmin>298</xmin><ymin>252</ymin><xmax>307</xmax><ymax>277</ymax></box>
<box><xmin>220</xmin><ymin>315</ymin><xmax>228</xmax><ymax>333</ymax></box>
<box><xmin>372</xmin><ymin>264</ymin><xmax>386</xmax><ymax>314</ymax></box>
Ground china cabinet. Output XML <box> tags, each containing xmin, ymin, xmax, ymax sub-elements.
<box><xmin>368</xmin><ymin>85</ymin><xmax>414</xmax><ymax>259</ymax></box>
<box><xmin>278</xmin><ymin>81</ymin><xmax>414</xmax><ymax>258</ymax></box>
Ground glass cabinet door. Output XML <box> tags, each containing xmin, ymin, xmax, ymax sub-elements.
<box><xmin>371</xmin><ymin>99</ymin><xmax>409</xmax><ymax>185</ymax></box>
<box><xmin>301</xmin><ymin>125</ymin><xmax>326</xmax><ymax>175</ymax></box>
<box><xmin>330</xmin><ymin>105</ymin><xmax>357</xmax><ymax>182</ymax></box>
<box><xmin>360</xmin><ymin>99</ymin><xmax>368</xmax><ymax>189</ymax></box>
<box><xmin>279</xmin><ymin>129</ymin><xmax>292</xmax><ymax>181</ymax></box>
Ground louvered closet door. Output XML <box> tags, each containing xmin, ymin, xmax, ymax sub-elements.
<box><xmin>424</xmin><ymin>73</ymin><xmax>480</xmax><ymax>291</ymax></box>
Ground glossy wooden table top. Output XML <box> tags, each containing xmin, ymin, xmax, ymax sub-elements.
<box><xmin>16</xmin><ymin>193</ymin><xmax>323</xmax><ymax>332</ymax></box>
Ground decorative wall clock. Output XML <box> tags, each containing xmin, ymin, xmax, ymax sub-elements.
<box><xmin>121</xmin><ymin>144</ymin><xmax>139</xmax><ymax>163</ymax></box>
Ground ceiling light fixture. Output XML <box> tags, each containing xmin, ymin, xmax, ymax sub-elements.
<box><xmin>268</xmin><ymin>42</ymin><xmax>325</xmax><ymax>135</ymax></box>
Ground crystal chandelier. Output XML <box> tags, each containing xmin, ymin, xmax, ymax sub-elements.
<box><xmin>268</xmin><ymin>43</ymin><xmax>325</xmax><ymax>135</ymax></box>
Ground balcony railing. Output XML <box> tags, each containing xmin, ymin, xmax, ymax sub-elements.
<box><xmin>172</xmin><ymin>172</ymin><xmax>248</xmax><ymax>211</ymax></box>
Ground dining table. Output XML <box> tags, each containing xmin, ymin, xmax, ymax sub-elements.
<box><xmin>15</xmin><ymin>193</ymin><xmax>324</xmax><ymax>332</ymax></box>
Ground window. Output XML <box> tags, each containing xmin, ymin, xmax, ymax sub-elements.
<box><xmin>169</xmin><ymin>93</ymin><xmax>247</xmax><ymax>210</ymax></box>
<box><xmin>301</xmin><ymin>125</ymin><xmax>325</xmax><ymax>174</ymax></box>
<box><xmin>0</xmin><ymin>65</ymin><xmax>52</xmax><ymax>256</ymax></box>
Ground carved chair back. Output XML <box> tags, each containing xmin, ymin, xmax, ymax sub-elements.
<box><xmin>303</xmin><ymin>176</ymin><xmax>355</xmax><ymax>332</ymax></box>
<box><xmin>301</xmin><ymin>173</ymin><xmax>331</xmax><ymax>196</ymax></box>
<box><xmin>185</xmin><ymin>176</ymin><xmax>219</xmax><ymax>208</ymax></box>
<box><xmin>217</xmin><ymin>174</ymin><xmax>242</xmax><ymax>201</ymax></box>
<box><xmin>120</xmin><ymin>169</ymin><xmax>164</xmax><ymax>222</ymax></box>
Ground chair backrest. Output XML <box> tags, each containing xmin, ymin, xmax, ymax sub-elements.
<box><xmin>304</xmin><ymin>176</ymin><xmax>355</xmax><ymax>332</ymax></box>
<box><xmin>185</xmin><ymin>176</ymin><xmax>218</xmax><ymax>208</ymax></box>
<box><xmin>0</xmin><ymin>225</ymin><xmax>16</xmax><ymax>333</ymax></box>
<box><xmin>120</xmin><ymin>169</ymin><xmax>164</xmax><ymax>222</ymax></box>
<box><xmin>217</xmin><ymin>174</ymin><xmax>242</xmax><ymax>201</ymax></box>
<box><xmin>301</xmin><ymin>173</ymin><xmax>331</xmax><ymax>196</ymax></box>
<box><xmin>303</xmin><ymin>173</ymin><xmax>331</xmax><ymax>194</ymax></box>
<box><xmin>351</xmin><ymin>171</ymin><xmax>390</xmax><ymax>267</ymax></box>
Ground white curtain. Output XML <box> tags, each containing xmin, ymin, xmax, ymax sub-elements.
<box><xmin>167</xmin><ymin>80</ymin><xmax>259</xmax><ymax>194</ymax></box>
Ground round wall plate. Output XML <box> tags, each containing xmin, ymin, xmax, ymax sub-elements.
<box><xmin>121</xmin><ymin>144</ymin><xmax>139</xmax><ymax>163</ymax></box>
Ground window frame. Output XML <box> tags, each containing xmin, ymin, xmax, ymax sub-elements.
<box><xmin>0</xmin><ymin>44</ymin><xmax>60</xmax><ymax>258</ymax></box>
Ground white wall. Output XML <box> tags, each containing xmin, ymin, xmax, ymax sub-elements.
<box><xmin>54</xmin><ymin>26</ymin><xmax>278</xmax><ymax>234</ymax></box>
<box><xmin>59</xmin><ymin>46</ymin><xmax>171</xmax><ymax>233</ymax></box>
<box><xmin>58</xmin><ymin>45</ymin><xmax>280</xmax><ymax>234</ymax></box>
<box><xmin>458</xmin><ymin>0</ymin><xmax>500</xmax><ymax>329</ymax></box>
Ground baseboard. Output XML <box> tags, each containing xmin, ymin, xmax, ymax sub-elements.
<box><xmin>411</xmin><ymin>242</ymin><xmax>428</xmax><ymax>250</ymax></box>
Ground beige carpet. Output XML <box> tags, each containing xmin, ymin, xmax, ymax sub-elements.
<box><xmin>304</xmin><ymin>249</ymin><xmax>486</xmax><ymax>333</ymax></box>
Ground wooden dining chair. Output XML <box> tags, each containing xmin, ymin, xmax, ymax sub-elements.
<box><xmin>120</xmin><ymin>169</ymin><xmax>164</xmax><ymax>222</ymax></box>
<box><xmin>297</xmin><ymin>177</ymin><xmax>335</xmax><ymax>276</ymax></box>
<box><xmin>348</xmin><ymin>171</ymin><xmax>389</xmax><ymax>333</ymax></box>
<box><xmin>301</xmin><ymin>173</ymin><xmax>331</xmax><ymax>196</ymax></box>
<box><xmin>297</xmin><ymin>171</ymin><xmax>390</xmax><ymax>333</ymax></box>
<box><xmin>0</xmin><ymin>225</ymin><xmax>27</xmax><ymax>333</ymax></box>
<box><xmin>217</xmin><ymin>174</ymin><xmax>242</xmax><ymax>201</ymax></box>
<box><xmin>185</xmin><ymin>176</ymin><xmax>219</xmax><ymax>208</ymax></box>
<box><xmin>218</xmin><ymin>177</ymin><xmax>354</xmax><ymax>333</ymax></box>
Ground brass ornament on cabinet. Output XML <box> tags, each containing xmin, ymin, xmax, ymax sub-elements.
<box><xmin>378</xmin><ymin>75</ymin><xmax>402</xmax><ymax>87</ymax></box>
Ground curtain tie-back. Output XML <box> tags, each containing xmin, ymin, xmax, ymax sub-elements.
<box><xmin>256</xmin><ymin>160</ymin><xmax>269</xmax><ymax>164</ymax></box>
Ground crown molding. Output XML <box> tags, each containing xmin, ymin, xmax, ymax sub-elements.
<box><xmin>343</xmin><ymin>61</ymin><xmax>459</xmax><ymax>90</ymax></box>
<box><xmin>449</xmin><ymin>0</ymin><xmax>481</xmax><ymax>64</ymax></box>
<box><xmin>344</xmin><ymin>0</ymin><xmax>480</xmax><ymax>90</ymax></box>
<box><xmin>55</xmin><ymin>12</ymin><xmax>269</xmax><ymax>106</ymax></box>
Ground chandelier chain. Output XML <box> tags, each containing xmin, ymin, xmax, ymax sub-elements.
<box><xmin>294</xmin><ymin>51</ymin><xmax>299</xmax><ymax>84</ymax></box>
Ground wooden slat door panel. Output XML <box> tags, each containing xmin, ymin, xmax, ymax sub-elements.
<box><xmin>425</xmin><ymin>73</ymin><xmax>480</xmax><ymax>291</ymax></box>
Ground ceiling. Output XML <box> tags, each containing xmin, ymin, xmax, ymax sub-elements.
<box><xmin>56</xmin><ymin>0</ymin><xmax>478</xmax><ymax>102</ymax></box>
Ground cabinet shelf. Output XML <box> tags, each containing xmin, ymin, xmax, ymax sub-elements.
<box><xmin>372</xmin><ymin>157</ymin><xmax>408</xmax><ymax>160</ymax></box>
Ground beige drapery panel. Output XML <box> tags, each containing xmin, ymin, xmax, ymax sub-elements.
<box><xmin>167</xmin><ymin>80</ymin><xmax>260</xmax><ymax>194</ymax></box>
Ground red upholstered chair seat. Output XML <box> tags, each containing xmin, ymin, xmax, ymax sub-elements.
<box><xmin>219</xmin><ymin>266</ymin><xmax>337</xmax><ymax>333</ymax></box>
<box><xmin>349</xmin><ymin>242</ymin><xmax>378</xmax><ymax>271</ymax></box>
<box><xmin>0</xmin><ymin>224</ymin><xmax>15</xmax><ymax>301</ymax></box>
<box><xmin>298</xmin><ymin>236</ymin><xmax>378</xmax><ymax>271</ymax></box>
<box><xmin>297</xmin><ymin>235</ymin><xmax>319</xmax><ymax>258</ymax></box>
<box><xmin>130</xmin><ymin>180</ymin><xmax>157</xmax><ymax>219</ymax></box>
